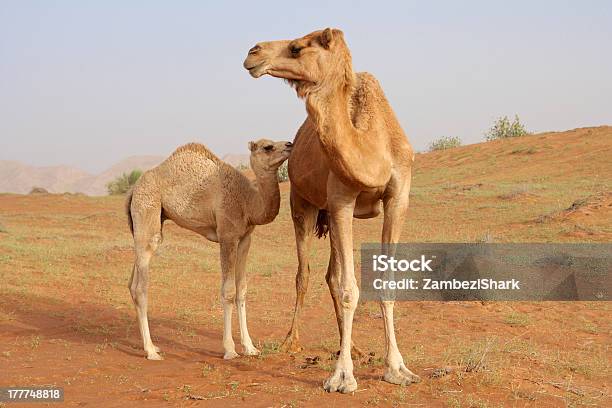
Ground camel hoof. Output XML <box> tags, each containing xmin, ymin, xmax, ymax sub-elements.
<box><xmin>146</xmin><ymin>352</ymin><xmax>163</xmax><ymax>361</ymax></box>
<box><xmin>243</xmin><ymin>346</ymin><xmax>261</xmax><ymax>356</ymax></box>
<box><xmin>223</xmin><ymin>350</ymin><xmax>239</xmax><ymax>360</ymax></box>
<box><xmin>323</xmin><ymin>369</ymin><xmax>358</xmax><ymax>394</ymax></box>
<box><xmin>153</xmin><ymin>345</ymin><xmax>162</xmax><ymax>353</ymax></box>
<box><xmin>384</xmin><ymin>364</ymin><xmax>421</xmax><ymax>386</ymax></box>
<box><xmin>280</xmin><ymin>335</ymin><xmax>303</xmax><ymax>353</ymax></box>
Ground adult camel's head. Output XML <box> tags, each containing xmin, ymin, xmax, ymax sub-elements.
<box><xmin>243</xmin><ymin>28</ymin><xmax>353</xmax><ymax>98</ymax></box>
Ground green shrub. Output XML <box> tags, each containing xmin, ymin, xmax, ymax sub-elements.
<box><xmin>277</xmin><ymin>161</ymin><xmax>289</xmax><ymax>182</ymax></box>
<box><xmin>106</xmin><ymin>169</ymin><xmax>142</xmax><ymax>195</ymax></box>
<box><xmin>485</xmin><ymin>115</ymin><xmax>529</xmax><ymax>141</ymax></box>
<box><xmin>236</xmin><ymin>164</ymin><xmax>249</xmax><ymax>171</ymax></box>
<box><xmin>428</xmin><ymin>136</ymin><xmax>462</xmax><ymax>151</ymax></box>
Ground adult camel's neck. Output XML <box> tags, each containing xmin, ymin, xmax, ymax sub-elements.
<box><xmin>247</xmin><ymin>169</ymin><xmax>281</xmax><ymax>226</ymax></box>
<box><xmin>305</xmin><ymin>75</ymin><xmax>390</xmax><ymax>189</ymax></box>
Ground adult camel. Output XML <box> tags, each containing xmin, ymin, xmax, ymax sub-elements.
<box><xmin>243</xmin><ymin>28</ymin><xmax>419</xmax><ymax>393</ymax></box>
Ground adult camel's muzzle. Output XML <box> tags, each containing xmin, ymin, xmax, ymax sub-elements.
<box><xmin>243</xmin><ymin>44</ymin><xmax>269</xmax><ymax>78</ymax></box>
<box><xmin>243</xmin><ymin>40</ymin><xmax>292</xmax><ymax>78</ymax></box>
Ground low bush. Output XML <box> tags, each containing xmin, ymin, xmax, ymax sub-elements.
<box><xmin>106</xmin><ymin>170</ymin><xmax>142</xmax><ymax>195</ymax></box>
<box><xmin>428</xmin><ymin>136</ymin><xmax>462</xmax><ymax>151</ymax></box>
<box><xmin>485</xmin><ymin>115</ymin><xmax>529</xmax><ymax>141</ymax></box>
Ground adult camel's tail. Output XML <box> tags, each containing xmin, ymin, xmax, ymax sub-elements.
<box><xmin>314</xmin><ymin>209</ymin><xmax>329</xmax><ymax>239</ymax></box>
<box><xmin>125</xmin><ymin>188</ymin><xmax>134</xmax><ymax>235</ymax></box>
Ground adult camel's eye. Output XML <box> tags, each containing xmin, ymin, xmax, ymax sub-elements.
<box><xmin>290</xmin><ymin>46</ymin><xmax>302</xmax><ymax>56</ymax></box>
<box><xmin>264</xmin><ymin>145</ymin><xmax>274</xmax><ymax>151</ymax></box>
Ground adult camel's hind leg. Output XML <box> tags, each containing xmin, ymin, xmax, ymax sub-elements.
<box><xmin>280</xmin><ymin>188</ymin><xmax>317</xmax><ymax>353</ymax></box>
<box><xmin>380</xmin><ymin>172</ymin><xmax>420</xmax><ymax>385</ymax></box>
<box><xmin>129</xmin><ymin>203</ymin><xmax>163</xmax><ymax>360</ymax></box>
<box><xmin>325</xmin><ymin>246</ymin><xmax>342</xmax><ymax>343</ymax></box>
<box><xmin>235</xmin><ymin>233</ymin><xmax>260</xmax><ymax>356</ymax></box>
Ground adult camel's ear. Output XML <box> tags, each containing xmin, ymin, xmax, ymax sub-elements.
<box><xmin>248</xmin><ymin>141</ymin><xmax>256</xmax><ymax>152</ymax></box>
<box><xmin>320</xmin><ymin>28</ymin><xmax>334</xmax><ymax>49</ymax></box>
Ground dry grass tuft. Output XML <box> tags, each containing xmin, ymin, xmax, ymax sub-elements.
<box><xmin>503</xmin><ymin>312</ymin><xmax>531</xmax><ymax>327</ymax></box>
<box><xmin>498</xmin><ymin>184</ymin><xmax>533</xmax><ymax>200</ymax></box>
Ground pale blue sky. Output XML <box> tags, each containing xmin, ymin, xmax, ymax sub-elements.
<box><xmin>1</xmin><ymin>1</ymin><xmax>611</xmax><ymax>172</ymax></box>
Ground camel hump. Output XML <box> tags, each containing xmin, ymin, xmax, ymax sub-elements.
<box><xmin>356</xmin><ymin>71</ymin><xmax>382</xmax><ymax>89</ymax></box>
<box><xmin>356</xmin><ymin>71</ymin><xmax>377</xmax><ymax>82</ymax></box>
<box><xmin>171</xmin><ymin>142</ymin><xmax>222</xmax><ymax>163</ymax></box>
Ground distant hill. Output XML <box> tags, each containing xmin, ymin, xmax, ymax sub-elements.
<box><xmin>0</xmin><ymin>156</ymin><xmax>164</xmax><ymax>196</ymax></box>
<box><xmin>0</xmin><ymin>151</ymin><xmax>252</xmax><ymax>196</ymax></box>
<box><xmin>70</xmin><ymin>155</ymin><xmax>165</xmax><ymax>196</ymax></box>
<box><xmin>0</xmin><ymin>161</ymin><xmax>91</xmax><ymax>195</ymax></box>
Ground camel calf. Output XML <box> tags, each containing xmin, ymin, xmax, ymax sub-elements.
<box><xmin>126</xmin><ymin>139</ymin><xmax>292</xmax><ymax>360</ymax></box>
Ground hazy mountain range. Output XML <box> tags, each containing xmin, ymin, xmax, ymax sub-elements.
<box><xmin>0</xmin><ymin>153</ymin><xmax>250</xmax><ymax>196</ymax></box>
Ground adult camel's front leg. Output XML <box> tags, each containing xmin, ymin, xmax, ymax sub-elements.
<box><xmin>235</xmin><ymin>233</ymin><xmax>260</xmax><ymax>356</ymax></box>
<box><xmin>323</xmin><ymin>175</ymin><xmax>359</xmax><ymax>394</ymax></box>
<box><xmin>219</xmin><ymin>239</ymin><xmax>239</xmax><ymax>360</ymax></box>
<box><xmin>280</xmin><ymin>189</ymin><xmax>317</xmax><ymax>352</ymax></box>
<box><xmin>325</xmin><ymin>245</ymin><xmax>368</xmax><ymax>360</ymax></box>
<box><xmin>380</xmin><ymin>174</ymin><xmax>420</xmax><ymax>385</ymax></box>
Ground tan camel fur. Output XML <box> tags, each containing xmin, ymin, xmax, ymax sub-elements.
<box><xmin>126</xmin><ymin>139</ymin><xmax>292</xmax><ymax>360</ymax></box>
<box><xmin>244</xmin><ymin>28</ymin><xmax>419</xmax><ymax>393</ymax></box>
